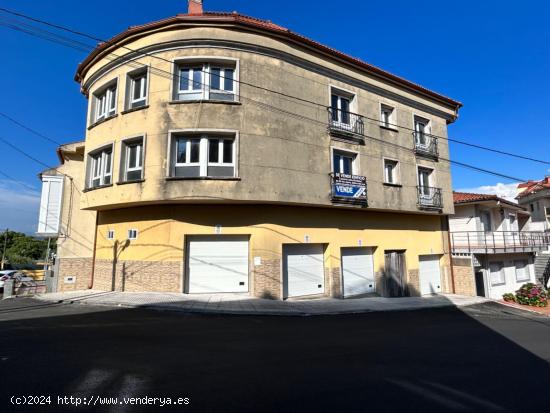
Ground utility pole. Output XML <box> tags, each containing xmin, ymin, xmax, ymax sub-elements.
<box><xmin>1</xmin><ymin>228</ymin><xmax>8</xmax><ymax>270</ymax></box>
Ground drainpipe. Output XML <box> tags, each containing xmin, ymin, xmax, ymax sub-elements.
<box><xmin>446</xmin><ymin>216</ymin><xmax>456</xmax><ymax>294</ymax></box>
<box><xmin>88</xmin><ymin>211</ymin><xmax>99</xmax><ymax>289</ymax></box>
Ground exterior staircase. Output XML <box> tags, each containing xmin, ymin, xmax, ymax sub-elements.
<box><xmin>534</xmin><ymin>253</ymin><xmax>550</xmax><ymax>287</ymax></box>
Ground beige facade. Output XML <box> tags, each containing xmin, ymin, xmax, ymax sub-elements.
<box><xmin>46</xmin><ymin>10</ymin><xmax>462</xmax><ymax>298</ymax></box>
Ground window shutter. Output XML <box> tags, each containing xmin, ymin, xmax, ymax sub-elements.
<box><xmin>37</xmin><ymin>176</ymin><xmax>64</xmax><ymax>235</ymax></box>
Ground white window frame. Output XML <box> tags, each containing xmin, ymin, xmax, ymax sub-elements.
<box><xmin>383</xmin><ymin>158</ymin><xmax>400</xmax><ymax>184</ymax></box>
<box><xmin>514</xmin><ymin>260</ymin><xmax>530</xmax><ymax>282</ymax></box>
<box><xmin>330</xmin><ymin>147</ymin><xmax>358</xmax><ymax>175</ymax></box>
<box><xmin>125</xmin><ymin>141</ymin><xmax>143</xmax><ymax>173</ymax></box>
<box><xmin>489</xmin><ymin>262</ymin><xmax>506</xmax><ymax>286</ymax></box>
<box><xmin>88</xmin><ymin>147</ymin><xmax>113</xmax><ymax>188</ymax></box>
<box><xmin>413</xmin><ymin>114</ymin><xmax>432</xmax><ymax>148</ymax></box>
<box><xmin>207</xmin><ymin>137</ymin><xmax>236</xmax><ymax>167</ymax></box>
<box><xmin>128</xmin><ymin>229</ymin><xmax>138</xmax><ymax>240</ymax></box>
<box><xmin>107</xmin><ymin>230</ymin><xmax>115</xmax><ymax>240</ymax></box>
<box><xmin>173</xmin><ymin>57</ymin><xmax>239</xmax><ymax>102</ymax></box>
<box><xmin>92</xmin><ymin>80</ymin><xmax>118</xmax><ymax>123</ymax></box>
<box><xmin>168</xmin><ymin>129</ymin><xmax>239</xmax><ymax>178</ymax></box>
<box><xmin>128</xmin><ymin>69</ymin><xmax>148</xmax><ymax>108</ymax></box>
<box><xmin>380</xmin><ymin>104</ymin><xmax>396</xmax><ymax>129</ymax></box>
<box><xmin>329</xmin><ymin>86</ymin><xmax>356</xmax><ymax>126</ymax></box>
<box><xmin>417</xmin><ymin>166</ymin><xmax>434</xmax><ymax>189</ymax></box>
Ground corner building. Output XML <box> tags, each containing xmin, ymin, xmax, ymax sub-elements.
<box><xmin>47</xmin><ymin>1</ymin><xmax>463</xmax><ymax>299</ymax></box>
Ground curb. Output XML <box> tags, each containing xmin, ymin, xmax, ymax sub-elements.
<box><xmin>496</xmin><ymin>300</ymin><xmax>550</xmax><ymax>317</ymax></box>
<box><xmin>34</xmin><ymin>295</ymin><xmax>486</xmax><ymax>317</ymax></box>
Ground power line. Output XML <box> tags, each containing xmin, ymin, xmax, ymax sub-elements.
<box><xmin>1</xmin><ymin>7</ymin><xmax>548</xmax><ymax>167</ymax></box>
<box><xmin>0</xmin><ymin>111</ymin><xmax>61</xmax><ymax>146</ymax></box>
<box><xmin>0</xmin><ymin>10</ymin><xmax>529</xmax><ymax>183</ymax></box>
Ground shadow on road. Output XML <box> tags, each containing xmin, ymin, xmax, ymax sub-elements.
<box><xmin>0</xmin><ymin>298</ymin><xmax>549</xmax><ymax>412</ymax></box>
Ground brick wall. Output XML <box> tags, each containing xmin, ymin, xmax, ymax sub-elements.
<box><xmin>407</xmin><ymin>269</ymin><xmax>421</xmax><ymax>296</ymax></box>
<box><xmin>253</xmin><ymin>258</ymin><xmax>281</xmax><ymax>299</ymax></box>
<box><xmin>56</xmin><ymin>258</ymin><xmax>93</xmax><ymax>292</ymax></box>
<box><xmin>452</xmin><ymin>257</ymin><xmax>476</xmax><ymax>296</ymax></box>
<box><xmin>92</xmin><ymin>259</ymin><xmax>181</xmax><ymax>292</ymax></box>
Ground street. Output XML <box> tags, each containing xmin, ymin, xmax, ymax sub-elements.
<box><xmin>0</xmin><ymin>298</ymin><xmax>549</xmax><ymax>412</ymax></box>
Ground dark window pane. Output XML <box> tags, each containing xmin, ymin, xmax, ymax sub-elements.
<box><xmin>343</xmin><ymin>157</ymin><xmax>352</xmax><ymax>174</ymax></box>
<box><xmin>224</xmin><ymin>69</ymin><xmax>234</xmax><ymax>91</ymax></box>
<box><xmin>210</xmin><ymin>68</ymin><xmax>221</xmax><ymax>90</ymax></box>
<box><xmin>333</xmin><ymin>153</ymin><xmax>339</xmax><ymax>172</ymax></box>
<box><xmin>109</xmin><ymin>88</ymin><xmax>116</xmax><ymax>111</ymax></box>
<box><xmin>209</xmin><ymin>139</ymin><xmax>219</xmax><ymax>163</ymax></box>
<box><xmin>179</xmin><ymin>69</ymin><xmax>189</xmax><ymax>91</ymax></box>
<box><xmin>223</xmin><ymin>140</ymin><xmax>233</xmax><ymax>163</ymax></box>
<box><xmin>331</xmin><ymin>94</ymin><xmax>339</xmax><ymax>121</ymax></box>
<box><xmin>190</xmin><ymin>139</ymin><xmax>200</xmax><ymax>163</ymax></box>
<box><xmin>340</xmin><ymin>98</ymin><xmax>350</xmax><ymax>124</ymax></box>
<box><xmin>133</xmin><ymin>78</ymin><xmax>142</xmax><ymax>100</ymax></box>
<box><xmin>177</xmin><ymin>139</ymin><xmax>187</xmax><ymax>163</ymax></box>
<box><xmin>128</xmin><ymin>145</ymin><xmax>137</xmax><ymax>168</ymax></box>
<box><xmin>192</xmin><ymin>69</ymin><xmax>202</xmax><ymax>90</ymax></box>
<box><xmin>104</xmin><ymin>152</ymin><xmax>112</xmax><ymax>174</ymax></box>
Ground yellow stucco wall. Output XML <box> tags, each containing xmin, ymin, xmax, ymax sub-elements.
<box><xmin>94</xmin><ymin>204</ymin><xmax>451</xmax><ymax>297</ymax></box>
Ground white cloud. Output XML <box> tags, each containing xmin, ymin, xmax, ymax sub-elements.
<box><xmin>455</xmin><ymin>182</ymin><xmax>520</xmax><ymax>203</ymax></box>
<box><xmin>0</xmin><ymin>179</ymin><xmax>41</xmax><ymax>234</ymax></box>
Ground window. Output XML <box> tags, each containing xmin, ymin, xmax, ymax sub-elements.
<box><xmin>380</xmin><ymin>104</ymin><xmax>395</xmax><ymax>129</ymax></box>
<box><xmin>489</xmin><ymin>262</ymin><xmax>505</xmax><ymax>286</ymax></box>
<box><xmin>175</xmin><ymin>61</ymin><xmax>236</xmax><ymax>102</ymax></box>
<box><xmin>331</xmin><ymin>92</ymin><xmax>351</xmax><ymax>125</ymax></box>
<box><xmin>171</xmin><ymin>134</ymin><xmax>236</xmax><ymax>178</ymax></box>
<box><xmin>107</xmin><ymin>230</ymin><xmax>114</xmax><ymax>240</ymax></box>
<box><xmin>88</xmin><ymin>147</ymin><xmax>113</xmax><ymax>189</ymax></box>
<box><xmin>127</xmin><ymin>69</ymin><xmax>148</xmax><ymax>109</ymax></box>
<box><xmin>414</xmin><ymin>116</ymin><xmax>430</xmax><ymax>146</ymax></box>
<box><xmin>530</xmin><ymin>204</ymin><xmax>535</xmax><ymax>212</ymax></box>
<box><xmin>92</xmin><ymin>82</ymin><xmax>117</xmax><ymax>123</ymax></box>
<box><xmin>383</xmin><ymin>159</ymin><xmax>399</xmax><ymax>184</ymax></box>
<box><xmin>417</xmin><ymin>167</ymin><xmax>433</xmax><ymax>193</ymax></box>
<box><xmin>121</xmin><ymin>138</ymin><xmax>144</xmax><ymax>182</ymax></box>
<box><xmin>128</xmin><ymin>229</ymin><xmax>138</xmax><ymax>240</ymax></box>
<box><xmin>332</xmin><ymin>150</ymin><xmax>355</xmax><ymax>175</ymax></box>
<box><xmin>515</xmin><ymin>260</ymin><xmax>530</xmax><ymax>282</ymax></box>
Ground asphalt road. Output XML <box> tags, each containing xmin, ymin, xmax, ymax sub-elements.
<box><xmin>0</xmin><ymin>298</ymin><xmax>549</xmax><ymax>413</ymax></box>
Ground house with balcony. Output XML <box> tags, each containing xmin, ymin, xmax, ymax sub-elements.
<box><xmin>450</xmin><ymin>192</ymin><xmax>549</xmax><ymax>299</ymax></box>
<box><xmin>37</xmin><ymin>0</ymin><xmax>462</xmax><ymax>300</ymax></box>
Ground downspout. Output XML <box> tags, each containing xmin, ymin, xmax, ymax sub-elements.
<box><xmin>88</xmin><ymin>211</ymin><xmax>99</xmax><ymax>289</ymax></box>
<box><xmin>446</xmin><ymin>215</ymin><xmax>456</xmax><ymax>294</ymax></box>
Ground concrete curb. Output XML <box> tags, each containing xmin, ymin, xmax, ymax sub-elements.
<box><xmin>34</xmin><ymin>294</ymin><xmax>488</xmax><ymax>317</ymax></box>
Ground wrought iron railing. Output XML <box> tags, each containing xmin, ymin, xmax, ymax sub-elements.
<box><xmin>327</xmin><ymin>107</ymin><xmax>365</xmax><ymax>136</ymax></box>
<box><xmin>417</xmin><ymin>186</ymin><xmax>443</xmax><ymax>209</ymax></box>
<box><xmin>413</xmin><ymin>132</ymin><xmax>439</xmax><ymax>158</ymax></box>
<box><xmin>451</xmin><ymin>231</ymin><xmax>550</xmax><ymax>253</ymax></box>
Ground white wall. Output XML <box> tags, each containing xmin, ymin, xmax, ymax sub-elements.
<box><xmin>449</xmin><ymin>205</ymin><xmax>477</xmax><ymax>232</ymax></box>
<box><xmin>484</xmin><ymin>254</ymin><xmax>535</xmax><ymax>300</ymax></box>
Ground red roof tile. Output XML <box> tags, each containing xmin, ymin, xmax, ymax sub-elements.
<box><xmin>74</xmin><ymin>12</ymin><xmax>462</xmax><ymax>111</ymax></box>
<box><xmin>516</xmin><ymin>177</ymin><xmax>550</xmax><ymax>198</ymax></box>
<box><xmin>453</xmin><ymin>191</ymin><xmax>523</xmax><ymax>209</ymax></box>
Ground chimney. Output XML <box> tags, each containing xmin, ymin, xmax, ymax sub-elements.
<box><xmin>188</xmin><ymin>0</ymin><xmax>203</xmax><ymax>14</ymax></box>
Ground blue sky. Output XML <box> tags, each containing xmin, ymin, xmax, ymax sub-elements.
<box><xmin>1</xmin><ymin>0</ymin><xmax>549</xmax><ymax>232</ymax></box>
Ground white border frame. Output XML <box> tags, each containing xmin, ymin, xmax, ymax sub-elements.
<box><xmin>382</xmin><ymin>157</ymin><xmax>400</xmax><ymax>185</ymax></box>
<box><xmin>330</xmin><ymin>146</ymin><xmax>360</xmax><ymax>175</ymax></box>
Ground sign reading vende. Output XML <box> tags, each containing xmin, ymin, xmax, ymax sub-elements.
<box><xmin>331</xmin><ymin>173</ymin><xmax>367</xmax><ymax>204</ymax></box>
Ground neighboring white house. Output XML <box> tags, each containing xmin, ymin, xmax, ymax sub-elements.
<box><xmin>450</xmin><ymin>192</ymin><xmax>548</xmax><ymax>300</ymax></box>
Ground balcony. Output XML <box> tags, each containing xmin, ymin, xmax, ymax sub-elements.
<box><xmin>413</xmin><ymin>132</ymin><xmax>439</xmax><ymax>159</ymax></box>
<box><xmin>327</xmin><ymin>108</ymin><xmax>365</xmax><ymax>140</ymax></box>
<box><xmin>451</xmin><ymin>231</ymin><xmax>550</xmax><ymax>254</ymax></box>
<box><xmin>417</xmin><ymin>186</ymin><xmax>443</xmax><ymax>210</ymax></box>
<box><xmin>330</xmin><ymin>173</ymin><xmax>368</xmax><ymax>206</ymax></box>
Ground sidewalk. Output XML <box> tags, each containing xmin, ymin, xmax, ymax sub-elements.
<box><xmin>34</xmin><ymin>290</ymin><xmax>490</xmax><ymax>316</ymax></box>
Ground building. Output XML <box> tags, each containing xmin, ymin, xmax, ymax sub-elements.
<box><xmin>450</xmin><ymin>192</ymin><xmax>549</xmax><ymax>299</ymax></box>
<box><xmin>516</xmin><ymin>177</ymin><xmax>550</xmax><ymax>285</ymax></box>
<box><xmin>38</xmin><ymin>0</ymin><xmax>463</xmax><ymax>299</ymax></box>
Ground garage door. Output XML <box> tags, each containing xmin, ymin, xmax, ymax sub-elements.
<box><xmin>342</xmin><ymin>247</ymin><xmax>375</xmax><ymax>297</ymax></box>
<box><xmin>187</xmin><ymin>238</ymin><xmax>249</xmax><ymax>293</ymax></box>
<box><xmin>419</xmin><ymin>255</ymin><xmax>441</xmax><ymax>295</ymax></box>
<box><xmin>283</xmin><ymin>244</ymin><xmax>325</xmax><ymax>298</ymax></box>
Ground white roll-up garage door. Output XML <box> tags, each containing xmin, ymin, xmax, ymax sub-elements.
<box><xmin>419</xmin><ymin>255</ymin><xmax>442</xmax><ymax>295</ymax></box>
<box><xmin>187</xmin><ymin>238</ymin><xmax>249</xmax><ymax>293</ymax></box>
<box><xmin>342</xmin><ymin>247</ymin><xmax>375</xmax><ymax>297</ymax></box>
<box><xmin>283</xmin><ymin>244</ymin><xmax>325</xmax><ymax>298</ymax></box>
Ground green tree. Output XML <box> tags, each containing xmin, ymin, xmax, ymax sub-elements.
<box><xmin>1</xmin><ymin>231</ymin><xmax>55</xmax><ymax>265</ymax></box>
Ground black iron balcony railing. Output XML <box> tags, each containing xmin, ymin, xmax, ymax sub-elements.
<box><xmin>330</xmin><ymin>172</ymin><xmax>368</xmax><ymax>206</ymax></box>
<box><xmin>413</xmin><ymin>132</ymin><xmax>439</xmax><ymax>159</ymax></box>
<box><xmin>451</xmin><ymin>231</ymin><xmax>550</xmax><ymax>254</ymax></box>
<box><xmin>417</xmin><ymin>186</ymin><xmax>443</xmax><ymax>209</ymax></box>
<box><xmin>327</xmin><ymin>107</ymin><xmax>365</xmax><ymax>137</ymax></box>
